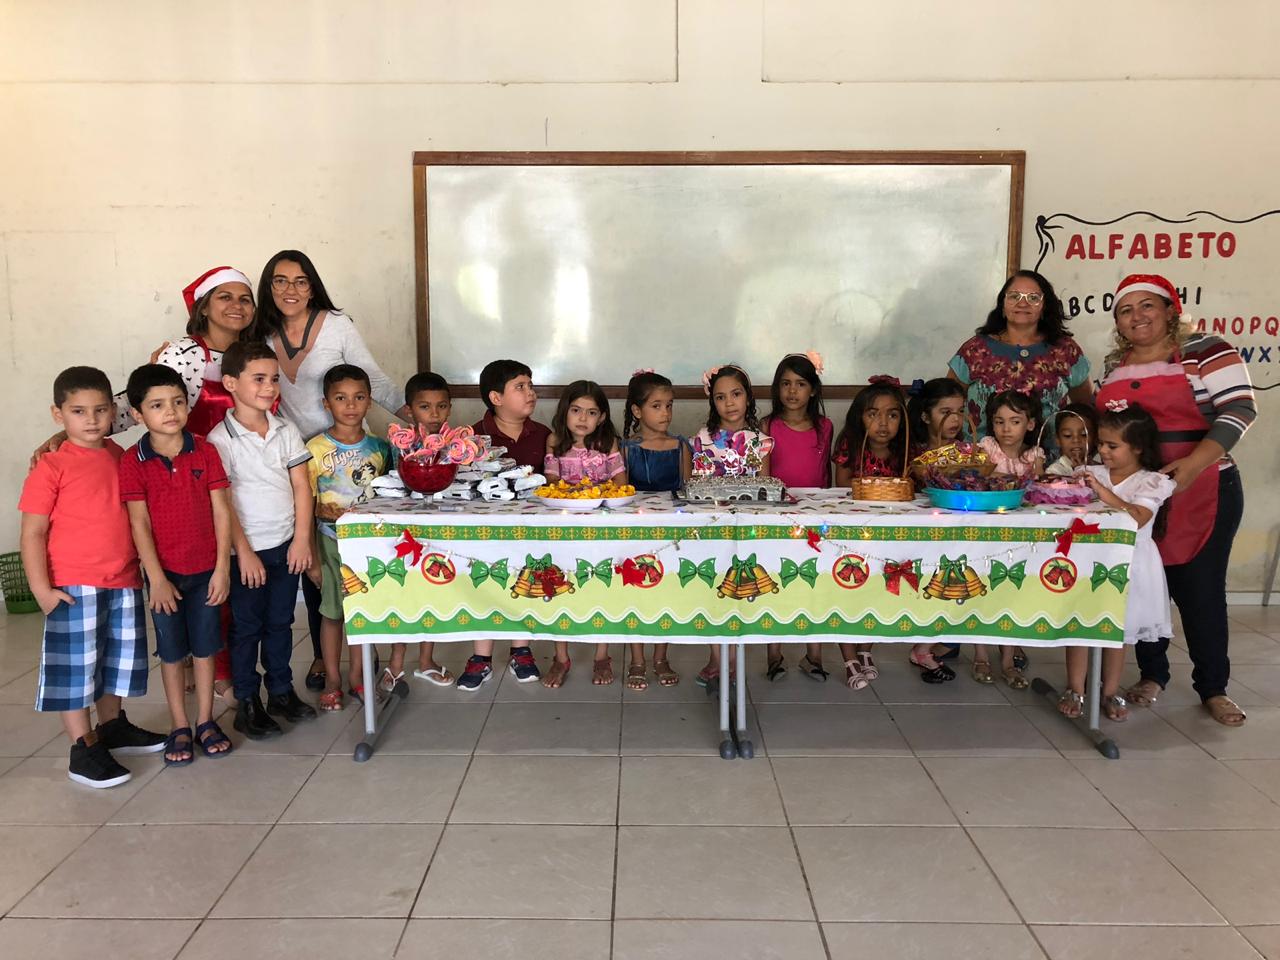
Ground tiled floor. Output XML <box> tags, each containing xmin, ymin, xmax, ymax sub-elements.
<box><xmin>2</xmin><ymin>608</ymin><xmax>1280</xmax><ymax>958</ymax></box>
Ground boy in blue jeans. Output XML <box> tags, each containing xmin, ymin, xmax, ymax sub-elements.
<box><xmin>120</xmin><ymin>364</ymin><xmax>234</xmax><ymax>764</ymax></box>
<box><xmin>208</xmin><ymin>342</ymin><xmax>317</xmax><ymax>739</ymax></box>
<box><xmin>19</xmin><ymin>366</ymin><xmax>165</xmax><ymax>788</ymax></box>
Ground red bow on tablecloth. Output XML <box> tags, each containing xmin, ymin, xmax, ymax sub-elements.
<box><xmin>395</xmin><ymin>529</ymin><xmax>424</xmax><ymax>567</ymax></box>
<box><xmin>1055</xmin><ymin>518</ymin><xmax>1101</xmax><ymax>557</ymax></box>
<box><xmin>884</xmin><ymin>560</ymin><xmax>920</xmax><ymax>596</ymax></box>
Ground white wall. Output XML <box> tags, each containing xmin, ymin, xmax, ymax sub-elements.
<box><xmin>3</xmin><ymin>0</ymin><xmax>1278</xmax><ymax>589</ymax></box>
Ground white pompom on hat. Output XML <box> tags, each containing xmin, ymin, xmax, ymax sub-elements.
<box><xmin>182</xmin><ymin>266</ymin><xmax>254</xmax><ymax>312</ymax></box>
<box><xmin>1113</xmin><ymin>274</ymin><xmax>1182</xmax><ymax>317</ymax></box>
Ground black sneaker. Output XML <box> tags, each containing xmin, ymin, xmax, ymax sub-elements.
<box><xmin>68</xmin><ymin>737</ymin><xmax>132</xmax><ymax>789</ymax></box>
<box><xmin>456</xmin><ymin>656</ymin><xmax>493</xmax><ymax>692</ymax></box>
<box><xmin>95</xmin><ymin>709</ymin><xmax>166</xmax><ymax>755</ymax></box>
<box><xmin>266</xmin><ymin>688</ymin><xmax>318</xmax><ymax>722</ymax></box>
<box><xmin>234</xmin><ymin>694</ymin><xmax>284</xmax><ymax>739</ymax></box>
<box><xmin>508</xmin><ymin>647</ymin><xmax>541</xmax><ymax>683</ymax></box>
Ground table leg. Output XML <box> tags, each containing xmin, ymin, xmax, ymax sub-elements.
<box><xmin>1031</xmin><ymin>645</ymin><xmax>1119</xmax><ymax>760</ymax></box>
<box><xmin>352</xmin><ymin>642</ymin><xmax>410</xmax><ymax>762</ymax></box>
<box><xmin>718</xmin><ymin>641</ymin><xmax>736</xmax><ymax>759</ymax></box>
<box><xmin>734</xmin><ymin>642</ymin><xmax>753</xmax><ymax>759</ymax></box>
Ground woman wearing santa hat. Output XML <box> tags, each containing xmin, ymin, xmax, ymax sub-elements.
<box><xmin>1095</xmin><ymin>274</ymin><xmax>1255</xmax><ymax>726</ymax></box>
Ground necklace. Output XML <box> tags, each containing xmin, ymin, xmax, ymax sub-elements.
<box><xmin>279</xmin><ymin>308</ymin><xmax>319</xmax><ymax>361</ymax></box>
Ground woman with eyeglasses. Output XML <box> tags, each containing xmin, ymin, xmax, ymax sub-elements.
<box><xmin>946</xmin><ymin>269</ymin><xmax>1094</xmax><ymax>444</ymax></box>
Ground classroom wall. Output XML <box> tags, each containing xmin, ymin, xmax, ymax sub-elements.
<box><xmin>3</xmin><ymin>0</ymin><xmax>1278</xmax><ymax>591</ymax></box>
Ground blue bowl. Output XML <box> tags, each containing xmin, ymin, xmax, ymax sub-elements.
<box><xmin>924</xmin><ymin>487</ymin><xmax>1026</xmax><ymax>512</ymax></box>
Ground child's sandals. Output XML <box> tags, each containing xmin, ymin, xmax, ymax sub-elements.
<box><xmin>541</xmin><ymin>658</ymin><xmax>571</xmax><ymax>689</ymax></box>
<box><xmin>1002</xmin><ymin>665</ymin><xmax>1030</xmax><ymax>690</ymax></box>
<box><xmin>844</xmin><ymin>659</ymin><xmax>869</xmax><ymax>691</ymax></box>
<box><xmin>318</xmin><ymin>689</ymin><xmax>344</xmax><ymax>712</ymax></box>
<box><xmin>196</xmin><ymin>719</ymin><xmax>233</xmax><ymax>757</ymax></box>
<box><xmin>377</xmin><ymin>668</ymin><xmax>404</xmax><ymax>697</ymax></box>
<box><xmin>856</xmin><ymin>652</ymin><xmax>879</xmax><ymax>681</ymax></box>
<box><xmin>626</xmin><ymin>662</ymin><xmax>648</xmax><ymax>691</ymax></box>
<box><xmin>1057</xmin><ymin>688</ymin><xmax>1084</xmax><ymax>719</ymax></box>
<box><xmin>413</xmin><ymin>665</ymin><xmax>454</xmax><ymax>687</ymax></box>
<box><xmin>766</xmin><ymin>657</ymin><xmax>787</xmax><ymax>682</ymax></box>
<box><xmin>798</xmin><ymin>654</ymin><xmax>829</xmax><ymax>682</ymax></box>
<box><xmin>164</xmin><ymin>727</ymin><xmax>195</xmax><ymax>767</ymax></box>
<box><xmin>1102</xmin><ymin>694</ymin><xmax>1129</xmax><ymax>722</ymax></box>
<box><xmin>653</xmin><ymin>659</ymin><xmax>680</xmax><ymax>687</ymax></box>
<box><xmin>909</xmin><ymin>651</ymin><xmax>955</xmax><ymax>684</ymax></box>
<box><xmin>592</xmin><ymin>656</ymin><xmax>614</xmax><ymax>685</ymax></box>
<box><xmin>970</xmin><ymin>659</ymin><xmax>995</xmax><ymax>684</ymax></box>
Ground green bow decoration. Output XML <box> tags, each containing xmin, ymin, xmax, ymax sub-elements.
<box><xmin>469</xmin><ymin>558</ymin><xmax>510</xmax><ymax>588</ymax></box>
<box><xmin>729</xmin><ymin>554</ymin><xmax>758</xmax><ymax>586</ymax></box>
<box><xmin>367</xmin><ymin>556</ymin><xmax>407</xmax><ymax>588</ymax></box>
<box><xmin>936</xmin><ymin>554</ymin><xmax>968</xmax><ymax>583</ymax></box>
<box><xmin>780</xmin><ymin>557</ymin><xmax>820</xmax><ymax>588</ymax></box>
<box><xmin>526</xmin><ymin>553</ymin><xmax>553</xmax><ymax>573</ymax></box>
<box><xmin>575</xmin><ymin>558</ymin><xmax>614</xmax><ymax>588</ymax></box>
<box><xmin>989</xmin><ymin>559</ymin><xmax>1027</xmax><ymax>591</ymax></box>
<box><xmin>1090</xmin><ymin>562</ymin><xmax>1130</xmax><ymax>593</ymax></box>
<box><xmin>678</xmin><ymin>557</ymin><xmax>717</xmax><ymax>588</ymax></box>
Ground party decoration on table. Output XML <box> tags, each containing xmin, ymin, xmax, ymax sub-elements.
<box><xmin>511</xmin><ymin>554</ymin><xmax>575</xmax><ymax>601</ymax></box>
<box><xmin>395</xmin><ymin>529</ymin><xmax>426</xmax><ymax>568</ymax></box>
<box><xmin>912</xmin><ymin>441</ymin><xmax>991</xmax><ymax>472</ymax></box>
<box><xmin>832</xmin><ymin>554</ymin><xmax>869</xmax><ymax>589</ymax></box>
<box><xmin>469</xmin><ymin>558</ymin><xmax>511</xmax><ymax>589</ymax></box>
<box><xmin>716</xmin><ymin>554</ymin><xmax>780</xmax><ymax>601</ymax></box>
<box><xmin>1090</xmin><ymin>562</ymin><xmax>1130</xmax><ymax>593</ymax></box>
<box><xmin>616</xmin><ymin>554</ymin><xmax>664</xmax><ymax>588</ymax></box>
<box><xmin>420</xmin><ymin>553</ymin><xmax>456</xmax><ymax>585</ymax></box>
<box><xmin>339</xmin><ymin>563</ymin><xmax>368</xmax><ymax>596</ymax></box>
<box><xmin>923</xmin><ymin>554</ymin><xmax>987</xmax><ymax>604</ymax></box>
<box><xmin>883</xmin><ymin>559</ymin><xmax>922</xmax><ymax>595</ymax></box>
<box><xmin>779</xmin><ymin>557</ymin><xmax>820</xmax><ymax>588</ymax></box>
<box><xmin>575</xmin><ymin>557</ymin><xmax>615</xmax><ymax>588</ymax></box>
<box><xmin>388</xmin><ymin>422</ymin><xmax>491</xmax><ymax>466</ymax></box>
<box><xmin>678</xmin><ymin>556</ymin><xmax>718</xmax><ymax>589</ymax></box>
<box><xmin>988</xmin><ymin>559</ymin><xmax>1027</xmax><ymax>591</ymax></box>
<box><xmin>535</xmin><ymin>479</ymin><xmax>635</xmax><ymax>501</ymax></box>
<box><xmin>1025</xmin><ymin>477</ymin><xmax>1094</xmax><ymax>506</ymax></box>
<box><xmin>1055</xmin><ymin>517</ymin><xmax>1101</xmax><ymax>557</ymax></box>
<box><xmin>1040</xmin><ymin>556</ymin><xmax>1078</xmax><ymax>592</ymax></box>
<box><xmin>685</xmin><ymin>430</ymin><xmax>784</xmax><ymax>502</ymax></box>
<box><xmin>367</xmin><ymin>556</ymin><xmax>407</xmax><ymax>588</ymax></box>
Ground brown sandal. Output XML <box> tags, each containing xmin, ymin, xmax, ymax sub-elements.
<box><xmin>626</xmin><ymin>662</ymin><xmax>648</xmax><ymax>690</ymax></box>
<box><xmin>1205</xmin><ymin>695</ymin><xmax>1246</xmax><ymax>726</ymax></box>
<box><xmin>541</xmin><ymin>658</ymin><xmax>570</xmax><ymax>689</ymax></box>
<box><xmin>1125</xmin><ymin>679</ymin><xmax>1161</xmax><ymax>707</ymax></box>
<box><xmin>653</xmin><ymin>659</ymin><xmax>680</xmax><ymax>687</ymax></box>
<box><xmin>592</xmin><ymin>656</ymin><xmax>614</xmax><ymax>685</ymax></box>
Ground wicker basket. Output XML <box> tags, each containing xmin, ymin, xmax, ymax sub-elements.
<box><xmin>1</xmin><ymin>551</ymin><xmax>39</xmax><ymax>615</ymax></box>
<box><xmin>850</xmin><ymin>413</ymin><xmax>915</xmax><ymax>502</ymax></box>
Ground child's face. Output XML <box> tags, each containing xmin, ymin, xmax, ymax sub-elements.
<box><xmin>53</xmin><ymin>388</ymin><xmax>113</xmax><ymax>447</ymax></box>
<box><xmin>491</xmin><ymin>374</ymin><xmax>536</xmax><ymax>421</ymax></box>
<box><xmin>777</xmin><ymin>369</ymin><xmax>813</xmax><ymax>415</ymax></box>
<box><xmin>409</xmin><ymin>389</ymin><xmax>451</xmax><ymax>434</ymax></box>
<box><xmin>133</xmin><ymin>385</ymin><xmax>189</xmax><ymax>437</ymax></box>
<box><xmin>927</xmin><ymin>397</ymin><xmax>965</xmax><ymax>443</ymax></box>
<box><xmin>712</xmin><ymin>375</ymin><xmax>748</xmax><ymax>428</ymax></box>
<box><xmin>223</xmin><ymin>358</ymin><xmax>280</xmax><ymax>413</ymax></box>
<box><xmin>1097</xmin><ymin>426</ymin><xmax>1138</xmax><ymax>473</ymax></box>
<box><xmin>1057</xmin><ymin>417</ymin><xmax>1090</xmax><ymax>465</ymax></box>
<box><xmin>565</xmin><ymin>395</ymin><xmax>604</xmax><ymax>442</ymax></box>
<box><xmin>991</xmin><ymin>404</ymin><xmax>1034</xmax><ymax>451</ymax></box>
<box><xmin>861</xmin><ymin>394</ymin><xmax>902</xmax><ymax>449</ymax></box>
<box><xmin>632</xmin><ymin>387</ymin><xmax>673</xmax><ymax>435</ymax></box>
<box><xmin>323</xmin><ymin>378</ymin><xmax>372</xmax><ymax>431</ymax></box>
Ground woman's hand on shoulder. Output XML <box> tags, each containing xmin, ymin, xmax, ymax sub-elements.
<box><xmin>29</xmin><ymin>431</ymin><xmax>67</xmax><ymax>470</ymax></box>
<box><xmin>150</xmin><ymin>340</ymin><xmax>174</xmax><ymax>364</ymax></box>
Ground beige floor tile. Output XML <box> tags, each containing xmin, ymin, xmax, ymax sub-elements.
<box><xmin>621</xmin><ymin>700</ymin><xmax>760</xmax><ymax>756</ymax></box>
<box><xmin>13</xmin><ymin>823</ymin><xmax>267</xmax><ymax>918</ymax></box>
<box><xmin>221</xmin><ymin>707</ymin><xmax>357</xmax><ymax>756</ymax></box>
<box><xmin>1225</xmin><ymin>759</ymin><xmax>1280</xmax><ymax>804</ymax></box>
<box><xmin>476</xmin><ymin>702</ymin><xmax>621</xmax><ymax>755</ymax></box>
<box><xmin>924</xmin><ymin>757</ymin><xmax>1130</xmax><ymax>828</ymax></box>
<box><xmin>1228</xmin><ymin>607</ymin><xmax>1280</xmax><ymax>633</ymax></box>
<box><xmin>282</xmin><ymin>754</ymin><xmax>467</xmax><ymax>823</ymax></box>
<box><xmin>793</xmin><ymin>826</ymin><xmax>1016</xmax><ymax>923</ymax></box>
<box><xmin>970</xmin><ymin>827</ymin><xmax>1222</xmax><ymax>924</ymax></box>
<box><xmin>0</xmin><ymin>754</ymin><xmax>164</xmax><ymax>824</ymax></box>
<box><xmin>1231</xmin><ymin>665</ymin><xmax>1280</xmax><ymax>704</ymax></box>
<box><xmin>622</xmin><ymin>646</ymin><xmax>721</xmax><ymax>702</ymax></box>
<box><xmin>0</xmin><ymin>918</ymin><xmax>196</xmax><ymax>960</ymax></box>
<box><xmin>0</xmin><ymin>705</ymin><xmax>65</xmax><ymax>757</ymax></box>
<box><xmin>616</xmin><ymin>825</ymin><xmax>811</xmax><ymax>920</ymax></box>
<box><xmin>1222</xmin><ymin>631</ymin><xmax>1280</xmax><ymax>666</ymax></box>
<box><xmin>0</xmin><ymin>825</ymin><xmax>96</xmax><ymax>913</ymax></box>
<box><xmin>1131</xmin><ymin>663</ymin><xmax>1272</xmax><ymax>708</ymax></box>
<box><xmin>890</xmin><ymin>704</ymin><xmax>1055</xmax><ymax>757</ymax></box>
<box><xmin>179</xmin><ymin>918</ymin><xmax>403</xmax><ymax>960</ymax></box>
<box><xmin>1157</xmin><ymin>705</ymin><xmax>1280</xmax><ymax>760</ymax></box>
<box><xmin>1073</xmin><ymin>756</ymin><xmax>1280</xmax><ymax>829</ymax></box>
<box><xmin>1146</xmin><ymin>829</ymin><xmax>1280</xmax><ymax>925</ymax></box>
<box><xmin>824</xmin><ymin>922</ymin><xmax>1045</xmax><ymax>960</ymax></box>
<box><xmin>0</xmin><ymin>755</ymin><xmax>20</xmax><ymax>777</ymax></box>
<box><xmin>614</xmin><ymin>919</ymin><xmax>826</xmax><ymax>960</ymax></box>
<box><xmin>1243</xmin><ymin>925</ymin><xmax>1280</xmax><ymax>960</ymax></box>
<box><xmin>452</xmin><ymin>755</ymin><xmax>618</xmax><ymax>825</ymax></box>
<box><xmin>1033</xmin><ymin>924</ymin><xmax>1262</xmax><ymax>960</ymax></box>
<box><xmin>1017</xmin><ymin>702</ymin><xmax>1207</xmax><ymax>760</ymax></box>
<box><xmin>773</xmin><ymin>756</ymin><xmax>955</xmax><ymax>826</ymax></box>
<box><xmin>332</xmin><ymin>702</ymin><xmax>490</xmax><ymax>755</ymax></box>
<box><xmin>0</xmin><ymin>669</ymin><xmax>37</xmax><ymax>704</ymax></box>
<box><xmin>213</xmin><ymin>823</ymin><xmax>441</xmax><ymax>918</ymax></box>
<box><xmin>110</xmin><ymin>754</ymin><xmax>319</xmax><ymax>825</ymax></box>
<box><xmin>754</xmin><ymin>703</ymin><xmax>910</xmax><ymax>756</ymax></box>
<box><xmin>399</xmin><ymin>919</ymin><xmax>611</xmax><ymax>959</ymax></box>
<box><xmin>415</xmin><ymin>824</ymin><xmax>614</xmax><ymax>919</ymax></box>
<box><xmin>619</xmin><ymin>756</ymin><xmax>784</xmax><ymax>825</ymax></box>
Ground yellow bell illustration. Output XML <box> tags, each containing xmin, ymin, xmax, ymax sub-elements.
<box><xmin>510</xmin><ymin>559</ymin><xmax>575</xmax><ymax>602</ymax></box>
<box><xmin>716</xmin><ymin>555</ymin><xmax>779</xmax><ymax>602</ymax></box>
<box><xmin>923</xmin><ymin>555</ymin><xmax>986</xmax><ymax>605</ymax></box>
<box><xmin>340</xmin><ymin>564</ymin><xmax>368</xmax><ymax>597</ymax></box>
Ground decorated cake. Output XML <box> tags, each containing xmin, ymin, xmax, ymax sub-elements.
<box><xmin>683</xmin><ymin>476</ymin><xmax>786</xmax><ymax>502</ymax></box>
<box><xmin>1025</xmin><ymin>476</ymin><xmax>1094</xmax><ymax>506</ymax></box>
<box><xmin>682</xmin><ymin>429</ymin><xmax>784</xmax><ymax>501</ymax></box>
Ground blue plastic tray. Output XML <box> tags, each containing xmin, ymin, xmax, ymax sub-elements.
<box><xmin>924</xmin><ymin>487</ymin><xmax>1026</xmax><ymax>512</ymax></box>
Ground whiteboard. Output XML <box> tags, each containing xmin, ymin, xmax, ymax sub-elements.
<box><xmin>417</xmin><ymin>156</ymin><xmax>1021</xmax><ymax>388</ymax></box>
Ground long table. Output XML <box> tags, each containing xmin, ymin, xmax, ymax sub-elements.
<box><xmin>337</xmin><ymin>489</ymin><xmax>1138</xmax><ymax>759</ymax></box>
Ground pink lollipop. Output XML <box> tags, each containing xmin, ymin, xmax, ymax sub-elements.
<box><xmin>388</xmin><ymin>424</ymin><xmax>416</xmax><ymax>452</ymax></box>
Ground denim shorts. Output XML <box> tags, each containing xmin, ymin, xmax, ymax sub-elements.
<box><xmin>37</xmin><ymin>585</ymin><xmax>148</xmax><ymax>712</ymax></box>
<box><xmin>149</xmin><ymin>568</ymin><xmax>224</xmax><ymax>663</ymax></box>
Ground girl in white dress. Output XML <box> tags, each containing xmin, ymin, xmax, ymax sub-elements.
<box><xmin>1058</xmin><ymin>401</ymin><xmax>1175</xmax><ymax>722</ymax></box>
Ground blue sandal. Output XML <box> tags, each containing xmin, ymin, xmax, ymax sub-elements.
<box><xmin>164</xmin><ymin>727</ymin><xmax>195</xmax><ymax>766</ymax></box>
<box><xmin>195</xmin><ymin>719</ymin><xmax>233</xmax><ymax>758</ymax></box>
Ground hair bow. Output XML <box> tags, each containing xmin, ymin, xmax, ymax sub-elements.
<box><xmin>631</xmin><ymin>368</ymin><xmax>655</xmax><ymax>379</ymax></box>
<box><xmin>868</xmin><ymin>374</ymin><xmax>902</xmax><ymax>388</ymax></box>
<box><xmin>702</xmin><ymin>365</ymin><xmax>724</xmax><ymax>395</ymax></box>
<box><xmin>1104</xmin><ymin>399</ymin><xmax>1129</xmax><ymax>412</ymax></box>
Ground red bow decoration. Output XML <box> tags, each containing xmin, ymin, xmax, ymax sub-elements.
<box><xmin>883</xmin><ymin>559</ymin><xmax>920</xmax><ymax>596</ymax></box>
<box><xmin>533</xmin><ymin>567</ymin><xmax>566</xmax><ymax>594</ymax></box>
<box><xmin>616</xmin><ymin>555</ymin><xmax>661</xmax><ymax>587</ymax></box>
<box><xmin>395</xmin><ymin>529</ymin><xmax>424</xmax><ymax>568</ymax></box>
<box><xmin>806</xmin><ymin>529</ymin><xmax>823</xmax><ymax>552</ymax></box>
<box><xmin>1055</xmin><ymin>518</ymin><xmax>1101</xmax><ymax>557</ymax></box>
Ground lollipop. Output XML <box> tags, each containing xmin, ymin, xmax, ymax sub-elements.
<box><xmin>388</xmin><ymin>423</ymin><xmax>417</xmax><ymax>452</ymax></box>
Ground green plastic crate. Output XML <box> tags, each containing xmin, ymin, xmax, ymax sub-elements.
<box><xmin>1</xmin><ymin>552</ymin><xmax>39</xmax><ymax>614</ymax></box>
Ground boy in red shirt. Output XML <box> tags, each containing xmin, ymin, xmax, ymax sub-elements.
<box><xmin>19</xmin><ymin>367</ymin><xmax>165</xmax><ymax>788</ymax></box>
<box><xmin>119</xmin><ymin>364</ymin><xmax>234</xmax><ymax>765</ymax></box>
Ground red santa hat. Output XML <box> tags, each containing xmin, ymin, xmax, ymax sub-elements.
<box><xmin>1113</xmin><ymin>274</ymin><xmax>1182</xmax><ymax>317</ymax></box>
<box><xmin>182</xmin><ymin>266</ymin><xmax>254</xmax><ymax>312</ymax></box>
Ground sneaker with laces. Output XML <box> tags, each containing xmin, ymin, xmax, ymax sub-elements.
<box><xmin>68</xmin><ymin>737</ymin><xmax>132</xmax><ymax>789</ymax></box>
<box><xmin>96</xmin><ymin>709</ymin><xmax>166</xmax><ymax>755</ymax></box>
<box><xmin>508</xmin><ymin>647</ymin><xmax>541</xmax><ymax>683</ymax></box>
<box><xmin>456</xmin><ymin>656</ymin><xmax>493</xmax><ymax>692</ymax></box>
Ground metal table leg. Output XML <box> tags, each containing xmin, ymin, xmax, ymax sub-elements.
<box><xmin>718</xmin><ymin>641</ymin><xmax>736</xmax><ymax>759</ymax></box>
<box><xmin>734</xmin><ymin>642</ymin><xmax>753</xmax><ymax>759</ymax></box>
<box><xmin>352</xmin><ymin>642</ymin><xmax>410</xmax><ymax>762</ymax></box>
<box><xmin>1031</xmin><ymin>645</ymin><xmax>1120</xmax><ymax>760</ymax></box>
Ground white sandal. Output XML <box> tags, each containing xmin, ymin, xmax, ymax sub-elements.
<box><xmin>844</xmin><ymin>659</ymin><xmax>869</xmax><ymax>691</ymax></box>
<box><xmin>377</xmin><ymin>668</ymin><xmax>405</xmax><ymax>696</ymax></box>
<box><xmin>413</xmin><ymin>666</ymin><xmax>454</xmax><ymax>687</ymax></box>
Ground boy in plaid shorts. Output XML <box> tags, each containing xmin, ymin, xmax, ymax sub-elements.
<box><xmin>19</xmin><ymin>366</ymin><xmax>165</xmax><ymax>788</ymax></box>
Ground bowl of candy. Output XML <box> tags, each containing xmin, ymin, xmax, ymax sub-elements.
<box><xmin>388</xmin><ymin>422</ymin><xmax>490</xmax><ymax>494</ymax></box>
<box><xmin>922</xmin><ymin>464</ymin><xmax>1029</xmax><ymax>512</ymax></box>
<box><xmin>1025</xmin><ymin>476</ymin><xmax>1094</xmax><ymax>506</ymax></box>
<box><xmin>398</xmin><ymin>458</ymin><xmax>459</xmax><ymax>494</ymax></box>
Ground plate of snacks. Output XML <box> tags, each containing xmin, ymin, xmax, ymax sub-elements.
<box><xmin>600</xmin><ymin>480</ymin><xmax>637</xmax><ymax>508</ymax></box>
<box><xmin>533</xmin><ymin>480</ymin><xmax>605</xmax><ymax>511</ymax></box>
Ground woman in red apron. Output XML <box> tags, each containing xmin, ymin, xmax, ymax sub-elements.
<box><xmin>1096</xmin><ymin>274</ymin><xmax>1253</xmax><ymax>726</ymax></box>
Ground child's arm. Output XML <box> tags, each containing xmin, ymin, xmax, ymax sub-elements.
<box><xmin>126</xmin><ymin>502</ymin><xmax>181</xmax><ymax>615</ymax></box>
<box><xmin>1081</xmin><ymin>473</ymin><xmax>1154</xmax><ymax>528</ymax></box>
<box><xmin>208</xmin><ymin>488</ymin><xmax>232</xmax><ymax>606</ymax></box>
<box><xmin>228</xmin><ymin>507</ymin><xmax>266</xmax><ymax>588</ymax></box>
<box><xmin>680</xmin><ymin>440</ymin><xmax>692</xmax><ymax>483</ymax></box>
<box><xmin>287</xmin><ymin>461</ymin><xmax>314</xmax><ymax>576</ymax></box>
<box><xmin>18</xmin><ymin>514</ymin><xmax>73</xmax><ymax>615</ymax></box>
<box><xmin>834</xmin><ymin>462</ymin><xmax>853</xmax><ymax>488</ymax></box>
<box><xmin>543</xmin><ymin>435</ymin><xmax>560</xmax><ymax>481</ymax></box>
<box><xmin>607</xmin><ymin>442</ymin><xmax>628</xmax><ymax>486</ymax></box>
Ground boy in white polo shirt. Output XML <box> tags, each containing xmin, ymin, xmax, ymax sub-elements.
<box><xmin>207</xmin><ymin>341</ymin><xmax>317</xmax><ymax>740</ymax></box>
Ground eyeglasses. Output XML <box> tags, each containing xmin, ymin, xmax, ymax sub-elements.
<box><xmin>1004</xmin><ymin>291</ymin><xmax>1044</xmax><ymax>305</ymax></box>
<box><xmin>271</xmin><ymin>276</ymin><xmax>311</xmax><ymax>292</ymax></box>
